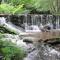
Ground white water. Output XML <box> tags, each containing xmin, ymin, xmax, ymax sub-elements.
<box><xmin>0</xmin><ymin>17</ymin><xmax>6</xmax><ymax>25</ymax></box>
<box><xmin>25</xmin><ymin>24</ymin><xmax>41</xmax><ymax>32</ymax></box>
<box><xmin>0</xmin><ymin>15</ymin><xmax>59</xmax><ymax>33</ymax></box>
<box><xmin>0</xmin><ymin>17</ymin><xmax>23</xmax><ymax>34</ymax></box>
<box><xmin>0</xmin><ymin>17</ymin><xmax>28</xmax><ymax>51</ymax></box>
<box><xmin>24</xmin><ymin>15</ymin><xmax>60</xmax><ymax>32</ymax></box>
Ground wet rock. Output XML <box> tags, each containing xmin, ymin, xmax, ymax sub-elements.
<box><xmin>1</xmin><ymin>34</ymin><xmax>28</xmax><ymax>51</ymax></box>
<box><xmin>26</xmin><ymin>43</ymin><xmax>36</xmax><ymax>53</ymax></box>
<box><xmin>24</xmin><ymin>50</ymin><xmax>39</xmax><ymax>60</ymax></box>
<box><xmin>23</xmin><ymin>39</ymin><xmax>33</xmax><ymax>43</ymax></box>
<box><xmin>24</xmin><ymin>42</ymin><xmax>60</xmax><ymax>60</ymax></box>
<box><xmin>1</xmin><ymin>34</ymin><xmax>36</xmax><ymax>53</ymax></box>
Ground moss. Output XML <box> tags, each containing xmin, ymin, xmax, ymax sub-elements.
<box><xmin>0</xmin><ymin>26</ymin><xmax>17</xmax><ymax>35</ymax></box>
<box><xmin>0</xmin><ymin>34</ymin><xmax>26</xmax><ymax>60</ymax></box>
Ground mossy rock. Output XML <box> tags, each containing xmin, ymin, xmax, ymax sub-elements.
<box><xmin>0</xmin><ymin>26</ymin><xmax>17</xmax><ymax>34</ymax></box>
<box><xmin>0</xmin><ymin>34</ymin><xmax>26</xmax><ymax>60</ymax></box>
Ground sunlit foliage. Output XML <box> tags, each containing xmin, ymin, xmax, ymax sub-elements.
<box><xmin>0</xmin><ymin>33</ymin><xmax>26</xmax><ymax>60</ymax></box>
<box><xmin>0</xmin><ymin>0</ymin><xmax>60</xmax><ymax>14</ymax></box>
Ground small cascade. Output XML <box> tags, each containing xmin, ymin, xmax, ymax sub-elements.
<box><xmin>0</xmin><ymin>17</ymin><xmax>24</xmax><ymax>34</ymax></box>
<box><xmin>23</xmin><ymin>15</ymin><xmax>60</xmax><ymax>32</ymax></box>
<box><xmin>0</xmin><ymin>17</ymin><xmax>6</xmax><ymax>25</ymax></box>
<box><xmin>8</xmin><ymin>14</ymin><xmax>60</xmax><ymax>32</ymax></box>
<box><xmin>56</xmin><ymin>16</ymin><xmax>60</xmax><ymax>29</ymax></box>
<box><xmin>0</xmin><ymin>15</ymin><xmax>60</xmax><ymax>33</ymax></box>
<box><xmin>24</xmin><ymin>15</ymin><xmax>41</xmax><ymax>32</ymax></box>
<box><xmin>24</xmin><ymin>15</ymin><xmax>39</xmax><ymax>32</ymax></box>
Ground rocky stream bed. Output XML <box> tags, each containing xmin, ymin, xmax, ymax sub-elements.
<box><xmin>0</xmin><ymin>16</ymin><xmax>60</xmax><ymax>60</ymax></box>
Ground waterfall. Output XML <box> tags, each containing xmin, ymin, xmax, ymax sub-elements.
<box><xmin>25</xmin><ymin>15</ymin><xmax>60</xmax><ymax>32</ymax></box>
<box><xmin>0</xmin><ymin>17</ymin><xmax>24</xmax><ymax>34</ymax></box>
<box><xmin>25</xmin><ymin>15</ymin><xmax>41</xmax><ymax>32</ymax></box>
<box><xmin>56</xmin><ymin>16</ymin><xmax>60</xmax><ymax>29</ymax></box>
<box><xmin>24</xmin><ymin>15</ymin><xmax>56</xmax><ymax>32</ymax></box>
<box><xmin>0</xmin><ymin>15</ymin><xmax>60</xmax><ymax>33</ymax></box>
<box><xmin>0</xmin><ymin>17</ymin><xmax>6</xmax><ymax>25</ymax></box>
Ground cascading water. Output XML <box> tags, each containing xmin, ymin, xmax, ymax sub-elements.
<box><xmin>24</xmin><ymin>15</ymin><xmax>43</xmax><ymax>32</ymax></box>
<box><xmin>22</xmin><ymin>15</ymin><xmax>60</xmax><ymax>32</ymax></box>
<box><xmin>0</xmin><ymin>17</ymin><xmax>6</xmax><ymax>25</ymax></box>
<box><xmin>0</xmin><ymin>15</ymin><xmax>60</xmax><ymax>60</ymax></box>
<box><xmin>0</xmin><ymin>17</ymin><xmax>24</xmax><ymax>34</ymax></box>
<box><xmin>9</xmin><ymin>14</ymin><xmax>60</xmax><ymax>32</ymax></box>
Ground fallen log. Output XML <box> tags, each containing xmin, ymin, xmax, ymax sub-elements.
<box><xmin>36</xmin><ymin>29</ymin><xmax>60</xmax><ymax>41</ymax></box>
<box><xmin>20</xmin><ymin>29</ymin><xmax>60</xmax><ymax>42</ymax></box>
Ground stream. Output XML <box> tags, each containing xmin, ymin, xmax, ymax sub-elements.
<box><xmin>0</xmin><ymin>15</ymin><xmax>60</xmax><ymax>60</ymax></box>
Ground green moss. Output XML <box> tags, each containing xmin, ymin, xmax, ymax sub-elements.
<box><xmin>0</xmin><ymin>38</ymin><xmax>26</xmax><ymax>60</ymax></box>
<box><xmin>0</xmin><ymin>30</ymin><xmax>26</xmax><ymax>60</ymax></box>
<box><xmin>0</xmin><ymin>26</ymin><xmax>17</xmax><ymax>35</ymax></box>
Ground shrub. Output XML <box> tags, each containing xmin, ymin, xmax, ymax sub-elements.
<box><xmin>0</xmin><ymin>3</ymin><xmax>30</xmax><ymax>14</ymax></box>
<box><xmin>0</xmin><ymin>4</ymin><xmax>14</xmax><ymax>14</ymax></box>
<box><xmin>0</xmin><ymin>35</ymin><xmax>26</xmax><ymax>60</ymax></box>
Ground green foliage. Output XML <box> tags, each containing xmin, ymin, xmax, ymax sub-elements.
<box><xmin>49</xmin><ymin>0</ymin><xmax>60</xmax><ymax>15</ymax></box>
<box><xmin>0</xmin><ymin>0</ymin><xmax>60</xmax><ymax>14</ymax></box>
<box><xmin>30</xmin><ymin>0</ymin><xmax>50</xmax><ymax>11</ymax></box>
<box><xmin>0</xmin><ymin>3</ymin><xmax>14</xmax><ymax>14</ymax></box>
<box><xmin>5</xmin><ymin>0</ymin><xmax>32</xmax><ymax>6</ymax></box>
<box><xmin>31</xmin><ymin>0</ymin><xmax>60</xmax><ymax>14</ymax></box>
<box><xmin>0</xmin><ymin>0</ymin><xmax>52</xmax><ymax>14</ymax></box>
<box><xmin>12</xmin><ymin>4</ymin><xmax>25</xmax><ymax>14</ymax></box>
<box><xmin>0</xmin><ymin>3</ymin><xmax>29</xmax><ymax>14</ymax></box>
<box><xmin>0</xmin><ymin>35</ymin><xmax>26</xmax><ymax>60</ymax></box>
<box><xmin>5</xmin><ymin>0</ymin><xmax>21</xmax><ymax>6</ymax></box>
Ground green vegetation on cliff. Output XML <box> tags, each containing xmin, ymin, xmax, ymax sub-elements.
<box><xmin>0</xmin><ymin>0</ymin><xmax>60</xmax><ymax>15</ymax></box>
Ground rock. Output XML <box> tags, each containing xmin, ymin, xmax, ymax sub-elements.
<box><xmin>24</xmin><ymin>50</ymin><xmax>39</xmax><ymax>60</ymax></box>
<box><xmin>1</xmin><ymin>34</ymin><xmax>28</xmax><ymax>51</ymax></box>
<box><xmin>16</xmin><ymin>40</ymin><xmax>28</xmax><ymax>50</ymax></box>
<box><xmin>34</xmin><ymin>42</ymin><xmax>60</xmax><ymax>60</ymax></box>
<box><xmin>24</xmin><ymin>42</ymin><xmax>60</xmax><ymax>60</ymax></box>
<box><xmin>26</xmin><ymin>43</ymin><xmax>36</xmax><ymax>53</ymax></box>
<box><xmin>23</xmin><ymin>39</ymin><xmax>33</xmax><ymax>43</ymax></box>
<box><xmin>1</xmin><ymin>34</ymin><xmax>36</xmax><ymax>53</ymax></box>
<box><xmin>22</xmin><ymin>37</ymin><xmax>36</xmax><ymax>43</ymax></box>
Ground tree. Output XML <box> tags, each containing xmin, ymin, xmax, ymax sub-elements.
<box><xmin>0</xmin><ymin>0</ymin><xmax>60</xmax><ymax>14</ymax></box>
<box><xmin>49</xmin><ymin>0</ymin><xmax>60</xmax><ymax>15</ymax></box>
